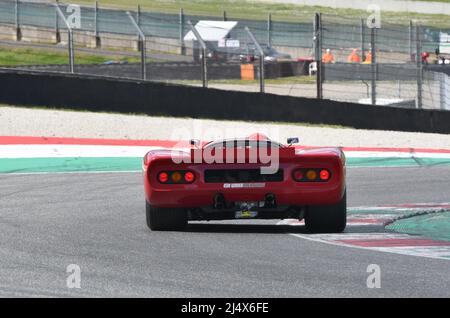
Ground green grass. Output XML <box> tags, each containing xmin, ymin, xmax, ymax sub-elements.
<box><xmin>0</xmin><ymin>46</ymin><xmax>140</xmax><ymax>66</ymax></box>
<box><xmin>70</xmin><ymin>0</ymin><xmax>450</xmax><ymax>28</ymax></box>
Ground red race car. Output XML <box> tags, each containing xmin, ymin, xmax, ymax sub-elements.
<box><xmin>143</xmin><ymin>134</ymin><xmax>347</xmax><ymax>233</ymax></box>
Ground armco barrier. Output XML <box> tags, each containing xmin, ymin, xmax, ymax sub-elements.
<box><xmin>426</xmin><ymin>65</ymin><xmax>450</xmax><ymax>77</ymax></box>
<box><xmin>0</xmin><ymin>69</ymin><xmax>449</xmax><ymax>134</ymax></box>
<box><xmin>9</xmin><ymin>60</ymin><xmax>309</xmax><ymax>81</ymax></box>
<box><xmin>323</xmin><ymin>63</ymin><xmax>417</xmax><ymax>81</ymax></box>
<box><xmin>323</xmin><ymin>64</ymin><xmax>450</xmax><ymax>81</ymax></box>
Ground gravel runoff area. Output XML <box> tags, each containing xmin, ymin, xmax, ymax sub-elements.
<box><xmin>0</xmin><ymin>105</ymin><xmax>449</xmax><ymax>149</ymax></box>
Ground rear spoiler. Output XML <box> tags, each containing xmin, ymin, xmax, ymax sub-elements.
<box><xmin>190</xmin><ymin>146</ymin><xmax>295</xmax><ymax>164</ymax></box>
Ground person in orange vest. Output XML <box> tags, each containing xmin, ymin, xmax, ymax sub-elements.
<box><xmin>347</xmin><ymin>49</ymin><xmax>361</xmax><ymax>63</ymax></box>
<box><xmin>322</xmin><ymin>48</ymin><xmax>335</xmax><ymax>64</ymax></box>
<box><xmin>363</xmin><ymin>50</ymin><xmax>372</xmax><ymax>64</ymax></box>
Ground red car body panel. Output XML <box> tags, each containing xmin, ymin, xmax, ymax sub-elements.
<box><xmin>142</xmin><ymin>137</ymin><xmax>346</xmax><ymax>210</ymax></box>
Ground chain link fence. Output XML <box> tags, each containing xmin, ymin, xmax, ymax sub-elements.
<box><xmin>0</xmin><ymin>0</ymin><xmax>449</xmax><ymax>110</ymax></box>
<box><xmin>423</xmin><ymin>71</ymin><xmax>450</xmax><ymax>110</ymax></box>
<box><xmin>315</xmin><ymin>13</ymin><xmax>450</xmax><ymax>110</ymax></box>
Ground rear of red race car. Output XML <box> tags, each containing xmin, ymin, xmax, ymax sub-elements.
<box><xmin>142</xmin><ymin>136</ymin><xmax>346</xmax><ymax>233</ymax></box>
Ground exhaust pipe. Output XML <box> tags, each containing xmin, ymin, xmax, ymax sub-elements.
<box><xmin>213</xmin><ymin>193</ymin><xmax>225</xmax><ymax>209</ymax></box>
<box><xmin>265</xmin><ymin>193</ymin><xmax>276</xmax><ymax>208</ymax></box>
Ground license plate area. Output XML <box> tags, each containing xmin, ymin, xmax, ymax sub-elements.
<box><xmin>234</xmin><ymin>201</ymin><xmax>263</xmax><ymax>218</ymax></box>
<box><xmin>235</xmin><ymin>211</ymin><xmax>259</xmax><ymax>219</ymax></box>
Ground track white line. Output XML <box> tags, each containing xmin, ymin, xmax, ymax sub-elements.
<box><xmin>277</xmin><ymin>220</ymin><xmax>450</xmax><ymax>261</ymax></box>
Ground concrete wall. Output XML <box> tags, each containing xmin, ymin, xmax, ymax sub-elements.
<box><xmin>0</xmin><ymin>23</ymin><xmax>314</xmax><ymax>59</ymax></box>
<box><xmin>0</xmin><ymin>68</ymin><xmax>448</xmax><ymax>134</ymax></box>
<box><xmin>0</xmin><ymin>24</ymin><xmax>184</xmax><ymax>54</ymax></box>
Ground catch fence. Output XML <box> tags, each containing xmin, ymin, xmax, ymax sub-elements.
<box><xmin>0</xmin><ymin>0</ymin><xmax>449</xmax><ymax>110</ymax></box>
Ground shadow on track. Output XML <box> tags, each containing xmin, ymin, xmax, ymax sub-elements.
<box><xmin>183</xmin><ymin>222</ymin><xmax>387</xmax><ymax>234</ymax></box>
<box><xmin>184</xmin><ymin>223</ymin><xmax>308</xmax><ymax>234</ymax></box>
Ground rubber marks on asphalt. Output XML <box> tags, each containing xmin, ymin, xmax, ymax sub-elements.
<box><xmin>278</xmin><ymin>203</ymin><xmax>450</xmax><ymax>260</ymax></box>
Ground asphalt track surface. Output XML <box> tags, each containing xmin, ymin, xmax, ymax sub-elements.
<box><xmin>1</xmin><ymin>166</ymin><xmax>450</xmax><ymax>297</ymax></box>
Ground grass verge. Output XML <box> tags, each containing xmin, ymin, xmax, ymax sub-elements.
<box><xmin>0</xmin><ymin>46</ymin><xmax>140</xmax><ymax>66</ymax></box>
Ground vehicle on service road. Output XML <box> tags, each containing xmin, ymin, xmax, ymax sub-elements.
<box><xmin>142</xmin><ymin>134</ymin><xmax>347</xmax><ymax>233</ymax></box>
<box><xmin>240</xmin><ymin>45</ymin><xmax>292</xmax><ymax>62</ymax></box>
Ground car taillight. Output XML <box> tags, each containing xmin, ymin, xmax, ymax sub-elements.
<box><xmin>158</xmin><ymin>172</ymin><xmax>169</xmax><ymax>183</ymax></box>
<box><xmin>292</xmin><ymin>168</ymin><xmax>331</xmax><ymax>182</ymax></box>
<box><xmin>319</xmin><ymin>169</ymin><xmax>330</xmax><ymax>181</ymax></box>
<box><xmin>184</xmin><ymin>171</ymin><xmax>195</xmax><ymax>183</ymax></box>
<box><xmin>157</xmin><ymin>171</ymin><xmax>195</xmax><ymax>184</ymax></box>
<box><xmin>171</xmin><ymin>171</ymin><xmax>182</xmax><ymax>183</ymax></box>
<box><xmin>293</xmin><ymin>169</ymin><xmax>304</xmax><ymax>181</ymax></box>
<box><xmin>306</xmin><ymin>170</ymin><xmax>317</xmax><ymax>181</ymax></box>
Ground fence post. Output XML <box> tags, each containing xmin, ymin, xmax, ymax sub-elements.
<box><xmin>54</xmin><ymin>3</ymin><xmax>74</xmax><ymax>73</ymax></box>
<box><xmin>127</xmin><ymin>11</ymin><xmax>146</xmax><ymax>80</ymax></box>
<box><xmin>267</xmin><ymin>13</ymin><xmax>272</xmax><ymax>48</ymax></box>
<box><xmin>179</xmin><ymin>8</ymin><xmax>185</xmax><ymax>55</ymax></box>
<box><xmin>409</xmin><ymin>20</ymin><xmax>413</xmax><ymax>62</ymax></box>
<box><xmin>188</xmin><ymin>21</ymin><xmax>208</xmax><ymax>88</ymax></box>
<box><xmin>370</xmin><ymin>27</ymin><xmax>377</xmax><ymax>106</ymax></box>
<box><xmin>136</xmin><ymin>5</ymin><xmax>142</xmax><ymax>52</ymax></box>
<box><xmin>223</xmin><ymin>11</ymin><xmax>227</xmax><ymax>21</ymax></box>
<box><xmin>314</xmin><ymin>13</ymin><xmax>322</xmax><ymax>99</ymax></box>
<box><xmin>94</xmin><ymin>1</ymin><xmax>101</xmax><ymax>47</ymax></box>
<box><xmin>415</xmin><ymin>24</ymin><xmax>423</xmax><ymax>109</ymax></box>
<box><xmin>55</xmin><ymin>0</ymin><xmax>61</xmax><ymax>43</ymax></box>
<box><xmin>245</xmin><ymin>26</ymin><xmax>265</xmax><ymax>93</ymax></box>
<box><xmin>360</xmin><ymin>18</ymin><xmax>365</xmax><ymax>61</ymax></box>
<box><xmin>137</xmin><ymin>5</ymin><xmax>141</xmax><ymax>25</ymax></box>
<box><xmin>14</xmin><ymin>0</ymin><xmax>21</xmax><ymax>41</ymax></box>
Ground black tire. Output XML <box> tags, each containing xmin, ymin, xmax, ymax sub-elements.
<box><xmin>146</xmin><ymin>201</ymin><xmax>187</xmax><ymax>231</ymax></box>
<box><xmin>305</xmin><ymin>190</ymin><xmax>347</xmax><ymax>233</ymax></box>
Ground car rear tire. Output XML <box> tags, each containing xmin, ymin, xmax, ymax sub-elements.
<box><xmin>305</xmin><ymin>190</ymin><xmax>347</xmax><ymax>233</ymax></box>
<box><xmin>146</xmin><ymin>201</ymin><xmax>187</xmax><ymax>231</ymax></box>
